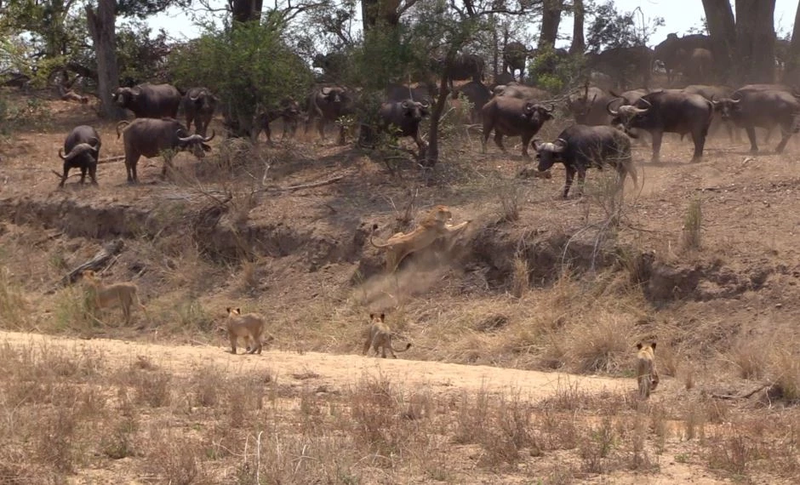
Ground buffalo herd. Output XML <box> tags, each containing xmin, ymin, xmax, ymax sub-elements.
<box><xmin>53</xmin><ymin>37</ymin><xmax>800</xmax><ymax>198</ymax></box>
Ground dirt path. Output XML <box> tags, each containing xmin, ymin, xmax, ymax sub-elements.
<box><xmin>0</xmin><ymin>330</ymin><xmax>629</xmax><ymax>399</ymax></box>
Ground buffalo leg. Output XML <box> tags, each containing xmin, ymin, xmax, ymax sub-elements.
<box><xmin>79</xmin><ymin>167</ymin><xmax>87</xmax><ymax>184</ymax></box>
<box><xmin>414</xmin><ymin>134</ymin><xmax>428</xmax><ymax>160</ymax></box>
<box><xmin>59</xmin><ymin>164</ymin><xmax>70</xmax><ymax>188</ymax></box>
<box><xmin>316</xmin><ymin>118</ymin><xmax>326</xmax><ymax>140</ymax></box>
<box><xmin>481</xmin><ymin>121</ymin><xmax>493</xmax><ymax>153</ymax></box>
<box><xmin>575</xmin><ymin>168</ymin><xmax>587</xmax><ymax>197</ymax></box>
<box><xmin>650</xmin><ymin>131</ymin><xmax>663</xmax><ymax>163</ymax></box>
<box><xmin>337</xmin><ymin>125</ymin><xmax>346</xmax><ymax>146</ymax></box>
<box><xmin>186</xmin><ymin>114</ymin><xmax>194</xmax><ymax>133</ymax></box>
<box><xmin>493</xmin><ymin>132</ymin><xmax>506</xmax><ymax>152</ymax></box>
<box><xmin>691</xmin><ymin>129</ymin><xmax>707</xmax><ymax>163</ymax></box>
<box><xmin>745</xmin><ymin>126</ymin><xmax>759</xmax><ymax>153</ymax></box>
<box><xmin>563</xmin><ymin>166</ymin><xmax>576</xmax><ymax>199</ymax></box>
<box><xmin>89</xmin><ymin>165</ymin><xmax>98</xmax><ymax>185</ymax></box>
<box><xmin>775</xmin><ymin>123</ymin><xmax>792</xmax><ymax>153</ymax></box>
<box><xmin>521</xmin><ymin>134</ymin><xmax>533</xmax><ymax>158</ymax></box>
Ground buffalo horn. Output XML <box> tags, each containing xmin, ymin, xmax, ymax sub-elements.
<box><xmin>553</xmin><ymin>138</ymin><xmax>567</xmax><ymax>152</ymax></box>
<box><xmin>546</xmin><ymin>103</ymin><xmax>555</xmax><ymax>113</ymax></box>
<box><xmin>189</xmin><ymin>93</ymin><xmax>200</xmax><ymax>101</ymax></box>
<box><xmin>532</xmin><ymin>139</ymin><xmax>543</xmax><ymax>151</ymax></box>
<box><xmin>321</xmin><ymin>87</ymin><xmax>332</xmax><ymax>95</ymax></box>
<box><xmin>63</xmin><ymin>143</ymin><xmax>96</xmax><ymax>162</ymax></box>
<box><xmin>58</xmin><ymin>148</ymin><xmax>67</xmax><ymax>160</ymax></box>
<box><xmin>202</xmin><ymin>130</ymin><xmax>216</xmax><ymax>142</ymax></box>
<box><xmin>606</xmin><ymin>98</ymin><xmax>621</xmax><ymax>116</ymax></box>
<box><xmin>731</xmin><ymin>97</ymin><xmax>741</xmax><ymax>104</ymax></box>
<box><xmin>401</xmin><ymin>100</ymin><xmax>410</xmax><ymax>109</ymax></box>
<box><xmin>638</xmin><ymin>97</ymin><xmax>652</xmax><ymax>108</ymax></box>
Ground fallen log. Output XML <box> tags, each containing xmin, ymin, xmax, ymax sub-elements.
<box><xmin>59</xmin><ymin>239</ymin><xmax>125</xmax><ymax>287</ymax></box>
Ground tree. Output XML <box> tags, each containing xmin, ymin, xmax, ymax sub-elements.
<box><xmin>538</xmin><ymin>0</ymin><xmax>564</xmax><ymax>50</ymax></box>
<box><xmin>86</xmin><ymin>0</ymin><xmax>191</xmax><ymax>119</ymax></box>
<box><xmin>569</xmin><ymin>0</ymin><xmax>585</xmax><ymax>54</ymax></box>
<box><xmin>702</xmin><ymin>0</ymin><xmax>775</xmax><ymax>83</ymax></box>
<box><xmin>784</xmin><ymin>1</ymin><xmax>800</xmax><ymax>80</ymax></box>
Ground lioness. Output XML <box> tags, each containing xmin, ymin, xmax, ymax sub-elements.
<box><xmin>370</xmin><ymin>205</ymin><xmax>470</xmax><ymax>272</ymax></box>
<box><xmin>636</xmin><ymin>341</ymin><xmax>660</xmax><ymax>399</ymax></box>
<box><xmin>225</xmin><ymin>307</ymin><xmax>266</xmax><ymax>355</ymax></box>
<box><xmin>80</xmin><ymin>270</ymin><xmax>147</xmax><ymax>325</ymax></box>
<box><xmin>362</xmin><ymin>312</ymin><xmax>412</xmax><ymax>358</ymax></box>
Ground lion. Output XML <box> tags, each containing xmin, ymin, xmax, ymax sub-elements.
<box><xmin>80</xmin><ymin>270</ymin><xmax>147</xmax><ymax>325</ymax></box>
<box><xmin>225</xmin><ymin>307</ymin><xmax>267</xmax><ymax>355</ymax></box>
<box><xmin>362</xmin><ymin>313</ymin><xmax>411</xmax><ymax>358</ymax></box>
<box><xmin>370</xmin><ymin>205</ymin><xmax>471</xmax><ymax>272</ymax></box>
<box><xmin>636</xmin><ymin>341</ymin><xmax>660</xmax><ymax>399</ymax></box>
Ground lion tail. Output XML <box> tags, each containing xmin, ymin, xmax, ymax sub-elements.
<box><xmin>369</xmin><ymin>223</ymin><xmax>392</xmax><ymax>249</ymax></box>
<box><xmin>392</xmin><ymin>342</ymin><xmax>412</xmax><ymax>353</ymax></box>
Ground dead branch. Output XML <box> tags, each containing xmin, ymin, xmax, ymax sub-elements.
<box><xmin>710</xmin><ymin>383</ymin><xmax>771</xmax><ymax>400</ymax></box>
<box><xmin>269</xmin><ymin>175</ymin><xmax>344</xmax><ymax>192</ymax></box>
<box><xmin>58</xmin><ymin>239</ymin><xmax>125</xmax><ymax>288</ymax></box>
<box><xmin>98</xmin><ymin>155</ymin><xmax>125</xmax><ymax>164</ymax></box>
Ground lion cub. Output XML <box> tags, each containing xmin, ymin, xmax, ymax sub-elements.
<box><xmin>636</xmin><ymin>341</ymin><xmax>660</xmax><ymax>399</ymax></box>
<box><xmin>362</xmin><ymin>313</ymin><xmax>411</xmax><ymax>359</ymax></box>
<box><xmin>80</xmin><ymin>270</ymin><xmax>147</xmax><ymax>325</ymax></box>
<box><xmin>225</xmin><ymin>307</ymin><xmax>267</xmax><ymax>355</ymax></box>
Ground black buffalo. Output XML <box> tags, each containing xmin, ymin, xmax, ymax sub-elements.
<box><xmin>481</xmin><ymin>97</ymin><xmax>554</xmax><ymax>158</ymax></box>
<box><xmin>653</xmin><ymin>33</ymin><xmax>711</xmax><ymax>83</ymax></box>
<box><xmin>493</xmin><ymin>82</ymin><xmax>550</xmax><ymax>102</ymax></box>
<box><xmin>58</xmin><ymin>125</ymin><xmax>101</xmax><ymax>188</ymax></box>
<box><xmin>566</xmin><ymin>86</ymin><xmax>614</xmax><ymax>126</ymax></box>
<box><xmin>682</xmin><ymin>84</ymin><xmax>739</xmax><ymax>141</ymax></box>
<box><xmin>112</xmin><ymin>83</ymin><xmax>182</xmax><ymax>119</ymax></box>
<box><xmin>306</xmin><ymin>85</ymin><xmax>354</xmax><ymax>145</ymax></box>
<box><xmin>385</xmin><ymin>83</ymin><xmax>432</xmax><ymax>104</ymax></box>
<box><xmin>254</xmin><ymin>97</ymin><xmax>303</xmax><ymax>144</ymax></box>
<box><xmin>534</xmin><ymin>124</ymin><xmax>637</xmax><ymax>199</ymax></box>
<box><xmin>378</xmin><ymin>99</ymin><xmax>430</xmax><ymax>159</ymax></box>
<box><xmin>608</xmin><ymin>89</ymin><xmax>713</xmax><ymax>163</ymax></box>
<box><xmin>453</xmin><ymin>81</ymin><xmax>492</xmax><ymax>123</ymax></box>
<box><xmin>711</xmin><ymin>88</ymin><xmax>800</xmax><ymax>153</ymax></box>
<box><xmin>431</xmin><ymin>53</ymin><xmax>485</xmax><ymax>92</ymax></box>
<box><xmin>503</xmin><ymin>41</ymin><xmax>529</xmax><ymax>83</ymax></box>
<box><xmin>182</xmin><ymin>87</ymin><xmax>218</xmax><ymax>137</ymax></box>
<box><xmin>585</xmin><ymin>45</ymin><xmax>653</xmax><ymax>90</ymax></box>
<box><xmin>116</xmin><ymin>118</ymin><xmax>215</xmax><ymax>184</ymax></box>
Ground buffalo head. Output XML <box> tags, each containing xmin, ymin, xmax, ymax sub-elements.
<box><xmin>400</xmin><ymin>99</ymin><xmax>429</xmax><ymax>121</ymax></box>
<box><xmin>320</xmin><ymin>86</ymin><xmax>345</xmax><ymax>104</ymax></box>
<box><xmin>58</xmin><ymin>140</ymin><xmax>100</xmax><ymax>164</ymax></box>
<box><xmin>533</xmin><ymin>137</ymin><xmax>567</xmax><ymax>172</ymax></box>
<box><xmin>522</xmin><ymin>102</ymin><xmax>555</xmax><ymax>123</ymax></box>
<box><xmin>113</xmin><ymin>86</ymin><xmax>141</xmax><ymax>108</ymax></box>
<box><xmin>189</xmin><ymin>89</ymin><xmax>219</xmax><ymax>110</ymax></box>
<box><xmin>710</xmin><ymin>96</ymin><xmax>740</xmax><ymax>121</ymax></box>
<box><xmin>176</xmin><ymin>130</ymin><xmax>216</xmax><ymax>158</ymax></box>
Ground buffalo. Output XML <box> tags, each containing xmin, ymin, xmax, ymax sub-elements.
<box><xmin>493</xmin><ymin>82</ymin><xmax>550</xmax><ymax>102</ymax></box>
<box><xmin>585</xmin><ymin>45</ymin><xmax>653</xmax><ymax>90</ymax></box>
<box><xmin>254</xmin><ymin>97</ymin><xmax>303</xmax><ymax>144</ymax></box>
<box><xmin>453</xmin><ymin>81</ymin><xmax>491</xmax><ymax>123</ymax></box>
<box><xmin>481</xmin><ymin>97</ymin><xmax>554</xmax><ymax>158</ymax></box>
<box><xmin>681</xmin><ymin>85</ymin><xmax>739</xmax><ymax>142</ymax></box>
<box><xmin>378</xmin><ymin>99</ymin><xmax>430</xmax><ymax>159</ymax></box>
<box><xmin>711</xmin><ymin>88</ymin><xmax>800</xmax><ymax>153</ymax></box>
<box><xmin>306</xmin><ymin>85</ymin><xmax>354</xmax><ymax>145</ymax></box>
<box><xmin>608</xmin><ymin>89</ymin><xmax>713</xmax><ymax>163</ymax></box>
<box><xmin>566</xmin><ymin>86</ymin><xmax>614</xmax><ymax>126</ymax></box>
<box><xmin>503</xmin><ymin>41</ymin><xmax>529</xmax><ymax>83</ymax></box>
<box><xmin>609</xmin><ymin>89</ymin><xmax>650</xmax><ymax>141</ymax></box>
<box><xmin>385</xmin><ymin>83</ymin><xmax>432</xmax><ymax>104</ymax></box>
<box><xmin>653</xmin><ymin>33</ymin><xmax>711</xmax><ymax>83</ymax></box>
<box><xmin>182</xmin><ymin>88</ymin><xmax>218</xmax><ymax>137</ymax></box>
<box><xmin>679</xmin><ymin>48</ymin><xmax>713</xmax><ymax>84</ymax></box>
<box><xmin>431</xmin><ymin>53</ymin><xmax>485</xmax><ymax>92</ymax></box>
<box><xmin>116</xmin><ymin>118</ymin><xmax>215</xmax><ymax>184</ymax></box>
<box><xmin>112</xmin><ymin>83</ymin><xmax>182</xmax><ymax>119</ymax></box>
<box><xmin>534</xmin><ymin>125</ymin><xmax>637</xmax><ymax>199</ymax></box>
<box><xmin>58</xmin><ymin>125</ymin><xmax>101</xmax><ymax>188</ymax></box>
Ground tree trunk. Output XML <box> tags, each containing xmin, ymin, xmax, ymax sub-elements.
<box><xmin>361</xmin><ymin>0</ymin><xmax>402</xmax><ymax>32</ymax></box>
<box><xmin>735</xmin><ymin>0</ymin><xmax>776</xmax><ymax>83</ymax></box>
<box><xmin>783</xmin><ymin>1</ymin><xmax>800</xmax><ymax>81</ymax></box>
<box><xmin>569</xmin><ymin>0</ymin><xmax>585</xmax><ymax>55</ymax></box>
<box><xmin>423</xmin><ymin>61</ymin><xmax>451</xmax><ymax>168</ymax></box>
<box><xmin>85</xmin><ymin>1</ymin><xmax>124</xmax><ymax>120</ymax></box>
<box><xmin>701</xmin><ymin>0</ymin><xmax>736</xmax><ymax>82</ymax></box>
<box><xmin>538</xmin><ymin>0</ymin><xmax>564</xmax><ymax>50</ymax></box>
<box><xmin>230</xmin><ymin>0</ymin><xmax>263</xmax><ymax>23</ymax></box>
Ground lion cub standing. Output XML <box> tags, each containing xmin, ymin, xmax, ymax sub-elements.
<box><xmin>362</xmin><ymin>313</ymin><xmax>411</xmax><ymax>359</ymax></box>
<box><xmin>80</xmin><ymin>270</ymin><xmax>147</xmax><ymax>325</ymax></box>
<box><xmin>636</xmin><ymin>341</ymin><xmax>660</xmax><ymax>399</ymax></box>
<box><xmin>225</xmin><ymin>307</ymin><xmax>266</xmax><ymax>355</ymax></box>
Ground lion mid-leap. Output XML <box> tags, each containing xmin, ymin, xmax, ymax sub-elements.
<box><xmin>370</xmin><ymin>205</ymin><xmax>471</xmax><ymax>272</ymax></box>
